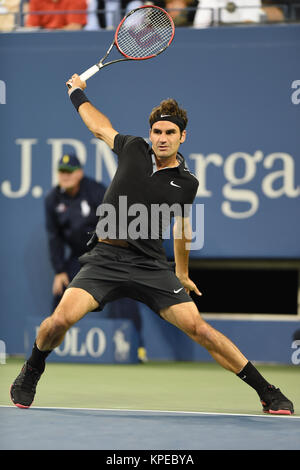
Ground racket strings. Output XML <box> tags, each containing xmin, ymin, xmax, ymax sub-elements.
<box><xmin>117</xmin><ymin>8</ymin><xmax>174</xmax><ymax>59</ymax></box>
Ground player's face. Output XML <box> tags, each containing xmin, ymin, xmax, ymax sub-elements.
<box><xmin>58</xmin><ymin>168</ymin><xmax>83</xmax><ymax>191</ymax></box>
<box><xmin>150</xmin><ymin>121</ymin><xmax>186</xmax><ymax>160</ymax></box>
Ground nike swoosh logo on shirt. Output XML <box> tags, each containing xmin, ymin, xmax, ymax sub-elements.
<box><xmin>174</xmin><ymin>287</ymin><xmax>184</xmax><ymax>294</ymax></box>
<box><xmin>170</xmin><ymin>181</ymin><xmax>181</xmax><ymax>188</ymax></box>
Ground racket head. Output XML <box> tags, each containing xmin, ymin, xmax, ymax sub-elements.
<box><xmin>115</xmin><ymin>5</ymin><xmax>175</xmax><ymax>61</ymax></box>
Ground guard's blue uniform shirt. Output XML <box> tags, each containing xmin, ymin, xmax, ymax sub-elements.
<box><xmin>45</xmin><ymin>176</ymin><xmax>106</xmax><ymax>274</ymax></box>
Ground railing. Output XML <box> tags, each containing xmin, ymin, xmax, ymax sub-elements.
<box><xmin>0</xmin><ymin>2</ymin><xmax>300</xmax><ymax>32</ymax></box>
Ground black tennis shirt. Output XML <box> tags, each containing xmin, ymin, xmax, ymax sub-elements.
<box><xmin>96</xmin><ymin>134</ymin><xmax>199</xmax><ymax>261</ymax></box>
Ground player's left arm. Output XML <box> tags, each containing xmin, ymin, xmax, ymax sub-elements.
<box><xmin>173</xmin><ymin>216</ymin><xmax>202</xmax><ymax>296</ymax></box>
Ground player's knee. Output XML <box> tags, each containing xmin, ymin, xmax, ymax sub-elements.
<box><xmin>51</xmin><ymin>306</ymin><xmax>74</xmax><ymax>333</ymax></box>
<box><xmin>192</xmin><ymin>320</ymin><xmax>215</xmax><ymax>348</ymax></box>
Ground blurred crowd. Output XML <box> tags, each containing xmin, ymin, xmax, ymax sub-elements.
<box><xmin>0</xmin><ymin>0</ymin><xmax>300</xmax><ymax>32</ymax></box>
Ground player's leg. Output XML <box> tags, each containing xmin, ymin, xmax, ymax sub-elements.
<box><xmin>160</xmin><ymin>301</ymin><xmax>247</xmax><ymax>373</ymax></box>
<box><xmin>10</xmin><ymin>287</ymin><xmax>99</xmax><ymax>408</ymax></box>
<box><xmin>160</xmin><ymin>302</ymin><xmax>294</xmax><ymax>415</ymax></box>
<box><xmin>36</xmin><ymin>287</ymin><xmax>99</xmax><ymax>352</ymax></box>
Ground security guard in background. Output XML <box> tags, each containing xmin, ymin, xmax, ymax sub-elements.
<box><xmin>45</xmin><ymin>153</ymin><xmax>106</xmax><ymax>309</ymax></box>
<box><xmin>45</xmin><ymin>153</ymin><xmax>147</xmax><ymax>361</ymax></box>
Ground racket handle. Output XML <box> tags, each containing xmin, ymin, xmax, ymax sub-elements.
<box><xmin>66</xmin><ymin>64</ymin><xmax>100</xmax><ymax>89</ymax></box>
<box><xmin>80</xmin><ymin>65</ymin><xmax>100</xmax><ymax>82</ymax></box>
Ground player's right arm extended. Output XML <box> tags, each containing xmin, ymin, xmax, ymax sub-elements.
<box><xmin>67</xmin><ymin>74</ymin><xmax>118</xmax><ymax>149</ymax></box>
<box><xmin>79</xmin><ymin>101</ymin><xmax>118</xmax><ymax>149</ymax></box>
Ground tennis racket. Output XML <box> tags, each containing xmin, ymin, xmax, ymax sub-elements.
<box><xmin>67</xmin><ymin>5</ymin><xmax>175</xmax><ymax>88</ymax></box>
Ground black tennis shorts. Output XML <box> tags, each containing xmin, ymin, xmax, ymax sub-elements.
<box><xmin>68</xmin><ymin>242</ymin><xmax>193</xmax><ymax>315</ymax></box>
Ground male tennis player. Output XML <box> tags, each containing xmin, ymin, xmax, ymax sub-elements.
<box><xmin>10</xmin><ymin>75</ymin><xmax>294</xmax><ymax>415</ymax></box>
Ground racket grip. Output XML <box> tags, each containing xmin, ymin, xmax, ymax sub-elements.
<box><xmin>79</xmin><ymin>65</ymin><xmax>100</xmax><ymax>82</ymax></box>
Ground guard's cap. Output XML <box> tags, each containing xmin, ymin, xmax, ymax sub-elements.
<box><xmin>58</xmin><ymin>154</ymin><xmax>82</xmax><ymax>172</ymax></box>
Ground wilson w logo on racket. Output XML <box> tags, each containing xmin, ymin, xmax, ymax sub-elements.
<box><xmin>127</xmin><ymin>24</ymin><xmax>163</xmax><ymax>49</ymax></box>
<box><xmin>67</xmin><ymin>5</ymin><xmax>175</xmax><ymax>87</ymax></box>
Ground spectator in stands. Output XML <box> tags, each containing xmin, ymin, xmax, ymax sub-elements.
<box><xmin>158</xmin><ymin>0</ymin><xmax>197</xmax><ymax>26</ymax></box>
<box><xmin>85</xmin><ymin>0</ymin><xmax>100</xmax><ymax>29</ymax></box>
<box><xmin>26</xmin><ymin>0</ymin><xmax>87</xmax><ymax>30</ymax></box>
<box><xmin>261</xmin><ymin>0</ymin><xmax>286</xmax><ymax>22</ymax></box>
<box><xmin>0</xmin><ymin>0</ymin><xmax>20</xmax><ymax>31</ymax></box>
<box><xmin>193</xmin><ymin>0</ymin><xmax>265</xmax><ymax>28</ymax></box>
<box><xmin>96</xmin><ymin>0</ymin><xmax>143</xmax><ymax>30</ymax></box>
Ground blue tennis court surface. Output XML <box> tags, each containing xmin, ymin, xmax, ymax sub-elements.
<box><xmin>1</xmin><ymin>406</ymin><xmax>299</xmax><ymax>450</ymax></box>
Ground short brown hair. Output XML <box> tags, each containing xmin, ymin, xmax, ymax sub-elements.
<box><xmin>149</xmin><ymin>98</ymin><xmax>188</xmax><ymax>131</ymax></box>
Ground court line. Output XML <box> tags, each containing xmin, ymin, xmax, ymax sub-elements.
<box><xmin>0</xmin><ymin>404</ymin><xmax>299</xmax><ymax>419</ymax></box>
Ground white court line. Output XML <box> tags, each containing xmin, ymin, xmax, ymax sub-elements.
<box><xmin>0</xmin><ymin>404</ymin><xmax>299</xmax><ymax>419</ymax></box>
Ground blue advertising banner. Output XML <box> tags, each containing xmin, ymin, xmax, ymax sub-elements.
<box><xmin>0</xmin><ymin>25</ymin><xmax>300</xmax><ymax>354</ymax></box>
<box><xmin>1</xmin><ymin>25</ymin><xmax>299</xmax><ymax>260</ymax></box>
<box><xmin>25</xmin><ymin>317</ymin><xmax>139</xmax><ymax>364</ymax></box>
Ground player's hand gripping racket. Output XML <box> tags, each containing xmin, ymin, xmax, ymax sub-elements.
<box><xmin>67</xmin><ymin>5</ymin><xmax>174</xmax><ymax>88</ymax></box>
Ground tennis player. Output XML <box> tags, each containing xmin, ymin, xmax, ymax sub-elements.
<box><xmin>10</xmin><ymin>75</ymin><xmax>294</xmax><ymax>415</ymax></box>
